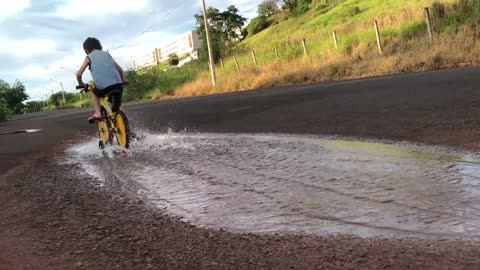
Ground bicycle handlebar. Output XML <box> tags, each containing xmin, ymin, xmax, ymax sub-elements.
<box><xmin>76</xmin><ymin>81</ymin><xmax>129</xmax><ymax>91</ymax></box>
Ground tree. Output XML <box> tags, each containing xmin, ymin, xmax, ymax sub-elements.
<box><xmin>258</xmin><ymin>0</ymin><xmax>280</xmax><ymax>17</ymax></box>
<box><xmin>168</xmin><ymin>53</ymin><xmax>180</xmax><ymax>66</ymax></box>
<box><xmin>247</xmin><ymin>16</ymin><xmax>270</xmax><ymax>37</ymax></box>
<box><xmin>222</xmin><ymin>6</ymin><xmax>247</xmax><ymax>41</ymax></box>
<box><xmin>49</xmin><ymin>92</ymin><xmax>77</xmax><ymax>107</ymax></box>
<box><xmin>282</xmin><ymin>0</ymin><xmax>298</xmax><ymax>10</ymax></box>
<box><xmin>0</xmin><ymin>80</ymin><xmax>28</xmax><ymax>115</ymax></box>
<box><xmin>194</xmin><ymin>5</ymin><xmax>247</xmax><ymax>62</ymax></box>
<box><xmin>282</xmin><ymin>0</ymin><xmax>312</xmax><ymax>15</ymax></box>
<box><xmin>0</xmin><ymin>97</ymin><xmax>8</xmax><ymax>121</ymax></box>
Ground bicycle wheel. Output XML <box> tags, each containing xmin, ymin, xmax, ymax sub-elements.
<box><xmin>113</xmin><ymin>110</ymin><xmax>130</xmax><ymax>148</ymax></box>
<box><xmin>97</xmin><ymin>108</ymin><xmax>111</xmax><ymax>144</ymax></box>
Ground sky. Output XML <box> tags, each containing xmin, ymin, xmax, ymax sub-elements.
<box><xmin>0</xmin><ymin>0</ymin><xmax>263</xmax><ymax>101</ymax></box>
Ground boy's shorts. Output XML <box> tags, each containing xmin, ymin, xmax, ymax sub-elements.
<box><xmin>93</xmin><ymin>83</ymin><xmax>124</xmax><ymax>98</ymax></box>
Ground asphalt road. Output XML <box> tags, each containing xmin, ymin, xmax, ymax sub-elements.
<box><xmin>2</xmin><ymin>67</ymin><xmax>480</xmax><ymax>173</ymax></box>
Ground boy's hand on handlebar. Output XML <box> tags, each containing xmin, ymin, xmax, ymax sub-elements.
<box><xmin>76</xmin><ymin>82</ymin><xmax>87</xmax><ymax>91</ymax></box>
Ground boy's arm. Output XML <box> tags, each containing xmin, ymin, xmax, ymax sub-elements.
<box><xmin>113</xmin><ymin>59</ymin><xmax>125</xmax><ymax>82</ymax></box>
<box><xmin>76</xmin><ymin>57</ymin><xmax>90</xmax><ymax>86</ymax></box>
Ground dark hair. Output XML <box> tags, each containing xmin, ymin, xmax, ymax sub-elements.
<box><xmin>83</xmin><ymin>37</ymin><xmax>102</xmax><ymax>52</ymax></box>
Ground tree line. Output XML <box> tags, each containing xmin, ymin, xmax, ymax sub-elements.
<box><xmin>194</xmin><ymin>0</ymin><xmax>313</xmax><ymax>63</ymax></box>
<box><xmin>0</xmin><ymin>80</ymin><xmax>28</xmax><ymax>121</ymax></box>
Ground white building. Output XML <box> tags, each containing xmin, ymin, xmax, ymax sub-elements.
<box><xmin>158</xmin><ymin>30</ymin><xmax>202</xmax><ymax>62</ymax></box>
<box><xmin>133</xmin><ymin>30</ymin><xmax>202</xmax><ymax>70</ymax></box>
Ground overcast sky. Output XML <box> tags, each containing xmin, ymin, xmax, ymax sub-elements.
<box><xmin>0</xmin><ymin>0</ymin><xmax>262</xmax><ymax>100</ymax></box>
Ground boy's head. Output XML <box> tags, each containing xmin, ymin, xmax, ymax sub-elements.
<box><xmin>83</xmin><ymin>37</ymin><xmax>102</xmax><ymax>54</ymax></box>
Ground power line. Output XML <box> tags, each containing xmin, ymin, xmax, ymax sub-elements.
<box><xmin>111</xmin><ymin>3</ymin><xmax>187</xmax><ymax>51</ymax></box>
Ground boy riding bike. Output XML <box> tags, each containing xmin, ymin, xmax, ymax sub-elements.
<box><xmin>76</xmin><ymin>37</ymin><xmax>125</xmax><ymax>123</ymax></box>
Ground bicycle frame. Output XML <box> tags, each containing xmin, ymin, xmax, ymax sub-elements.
<box><xmin>83</xmin><ymin>82</ymin><xmax>115</xmax><ymax>115</ymax></box>
<box><xmin>81</xmin><ymin>82</ymin><xmax>129</xmax><ymax>148</ymax></box>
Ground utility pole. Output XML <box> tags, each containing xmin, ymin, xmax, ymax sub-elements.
<box><xmin>44</xmin><ymin>94</ymin><xmax>48</xmax><ymax>111</ymax></box>
<box><xmin>60</xmin><ymin>82</ymin><xmax>66</xmax><ymax>104</ymax></box>
<box><xmin>201</xmin><ymin>0</ymin><xmax>216</xmax><ymax>87</ymax></box>
<box><xmin>61</xmin><ymin>67</ymin><xmax>82</xmax><ymax>102</ymax></box>
<box><xmin>50</xmin><ymin>79</ymin><xmax>66</xmax><ymax>104</ymax></box>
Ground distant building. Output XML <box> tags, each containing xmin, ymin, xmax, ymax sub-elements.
<box><xmin>133</xmin><ymin>30</ymin><xmax>202</xmax><ymax>70</ymax></box>
<box><xmin>157</xmin><ymin>30</ymin><xmax>202</xmax><ymax>62</ymax></box>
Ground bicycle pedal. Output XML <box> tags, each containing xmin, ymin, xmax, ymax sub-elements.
<box><xmin>88</xmin><ymin>118</ymin><xmax>102</xmax><ymax>124</ymax></box>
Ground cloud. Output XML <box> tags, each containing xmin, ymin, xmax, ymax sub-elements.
<box><xmin>2</xmin><ymin>39</ymin><xmax>59</xmax><ymax>57</ymax></box>
<box><xmin>0</xmin><ymin>0</ymin><xmax>264</xmax><ymax>100</ymax></box>
<box><xmin>0</xmin><ymin>0</ymin><xmax>30</xmax><ymax>22</ymax></box>
<box><xmin>55</xmin><ymin>0</ymin><xmax>151</xmax><ymax>18</ymax></box>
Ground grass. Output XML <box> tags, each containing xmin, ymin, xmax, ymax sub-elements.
<box><xmin>123</xmin><ymin>61</ymin><xmax>206</xmax><ymax>101</ymax></box>
<box><xmin>244</xmin><ymin>0</ymin><xmax>450</xmax><ymax>53</ymax></box>
<box><xmin>175</xmin><ymin>0</ymin><xmax>480</xmax><ymax>97</ymax></box>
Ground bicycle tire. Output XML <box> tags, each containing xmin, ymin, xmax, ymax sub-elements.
<box><xmin>97</xmin><ymin>108</ymin><xmax>111</xmax><ymax>144</ymax></box>
<box><xmin>113</xmin><ymin>110</ymin><xmax>131</xmax><ymax>148</ymax></box>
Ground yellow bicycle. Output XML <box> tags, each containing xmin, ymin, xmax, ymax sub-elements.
<box><xmin>77</xmin><ymin>82</ymin><xmax>131</xmax><ymax>149</ymax></box>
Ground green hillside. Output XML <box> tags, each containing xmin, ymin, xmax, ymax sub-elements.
<box><xmin>174</xmin><ymin>0</ymin><xmax>480</xmax><ymax>96</ymax></box>
<box><xmin>236</xmin><ymin>0</ymin><xmax>452</xmax><ymax>62</ymax></box>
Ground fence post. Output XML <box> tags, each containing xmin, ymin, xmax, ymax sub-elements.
<box><xmin>233</xmin><ymin>55</ymin><xmax>239</xmax><ymax>71</ymax></box>
<box><xmin>302</xmin><ymin>38</ymin><xmax>307</xmax><ymax>55</ymax></box>
<box><xmin>133</xmin><ymin>60</ymin><xmax>137</xmax><ymax>70</ymax></box>
<box><xmin>424</xmin><ymin>7</ymin><xmax>433</xmax><ymax>42</ymax></box>
<box><xmin>274</xmin><ymin>45</ymin><xmax>279</xmax><ymax>60</ymax></box>
<box><xmin>374</xmin><ymin>20</ymin><xmax>383</xmax><ymax>55</ymax></box>
<box><xmin>333</xmin><ymin>30</ymin><xmax>338</xmax><ymax>49</ymax></box>
<box><xmin>252</xmin><ymin>51</ymin><xmax>258</xmax><ymax>66</ymax></box>
<box><xmin>220</xmin><ymin>58</ymin><xmax>225</xmax><ymax>71</ymax></box>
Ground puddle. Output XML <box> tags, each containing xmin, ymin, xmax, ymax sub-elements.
<box><xmin>63</xmin><ymin>133</ymin><xmax>480</xmax><ymax>239</ymax></box>
<box><xmin>0</xmin><ymin>129</ymin><xmax>42</xmax><ymax>136</ymax></box>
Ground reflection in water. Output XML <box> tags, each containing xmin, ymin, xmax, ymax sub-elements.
<box><xmin>64</xmin><ymin>133</ymin><xmax>480</xmax><ymax>239</ymax></box>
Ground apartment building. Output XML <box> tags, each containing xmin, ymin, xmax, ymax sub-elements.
<box><xmin>133</xmin><ymin>30</ymin><xmax>202</xmax><ymax>69</ymax></box>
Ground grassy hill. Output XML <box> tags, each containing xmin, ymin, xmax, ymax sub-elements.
<box><xmin>175</xmin><ymin>0</ymin><xmax>480</xmax><ymax>96</ymax></box>
<box><xmin>245</xmin><ymin>0</ymin><xmax>436</xmax><ymax>56</ymax></box>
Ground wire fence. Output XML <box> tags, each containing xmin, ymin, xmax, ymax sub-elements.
<box><xmin>218</xmin><ymin>7</ymin><xmax>436</xmax><ymax>73</ymax></box>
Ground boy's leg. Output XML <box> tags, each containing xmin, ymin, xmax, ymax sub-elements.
<box><xmin>91</xmin><ymin>94</ymin><xmax>101</xmax><ymax>117</ymax></box>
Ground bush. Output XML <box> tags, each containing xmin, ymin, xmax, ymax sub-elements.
<box><xmin>123</xmin><ymin>60</ymin><xmax>205</xmax><ymax>101</ymax></box>
<box><xmin>431</xmin><ymin>0</ymin><xmax>480</xmax><ymax>33</ymax></box>
<box><xmin>168</xmin><ymin>53</ymin><xmax>180</xmax><ymax>66</ymax></box>
<box><xmin>453</xmin><ymin>0</ymin><xmax>480</xmax><ymax>13</ymax></box>
<box><xmin>247</xmin><ymin>16</ymin><xmax>270</xmax><ymax>37</ymax></box>
<box><xmin>456</xmin><ymin>0</ymin><xmax>473</xmax><ymax>13</ymax></box>
<box><xmin>347</xmin><ymin>6</ymin><xmax>362</xmax><ymax>17</ymax></box>
<box><xmin>258</xmin><ymin>0</ymin><xmax>280</xmax><ymax>17</ymax></box>
<box><xmin>293</xmin><ymin>0</ymin><xmax>311</xmax><ymax>16</ymax></box>
<box><xmin>431</xmin><ymin>2</ymin><xmax>446</xmax><ymax>19</ymax></box>
<box><xmin>315</xmin><ymin>3</ymin><xmax>328</xmax><ymax>11</ymax></box>
<box><xmin>0</xmin><ymin>98</ymin><xmax>9</xmax><ymax>122</ymax></box>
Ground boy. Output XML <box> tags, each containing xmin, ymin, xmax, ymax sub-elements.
<box><xmin>76</xmin><ymin>37</ymin><xmax>124</xmax><ymax>122</ymax></box>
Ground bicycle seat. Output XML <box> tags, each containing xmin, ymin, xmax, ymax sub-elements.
<box><xmin>107</xmin><ymin>90</ymin><xmax>122</xmax><ymax>97</ymax></box>
<box><xmin>107</xmin><ymin>90</ymin><xmax>122</xmax><ymax>112</ymax></box>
